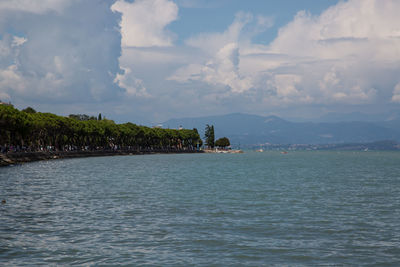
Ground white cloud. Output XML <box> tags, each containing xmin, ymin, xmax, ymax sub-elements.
<box><xmin>114</xmin><ymin>67</ymin><xmax>150</xmax><ymax>97</ymax></box>
<box><xmin>272</xmin><ymin>74</ymin><xmax>302</xmax><ymax>98</ymax></box>
<box><xmin>170</xmin><ymin>13</ymin><xmax>267</xmax><ymax>93</ymax></box>
<box><xmin>171</xmin><ymin>42</ymin><xmax>253</xmax><ymax>93</ymax></box>
<box><xmin>170</xmin><ymin>0</ymin><xmax>400</xmax><ymax>107</ymax></box>
<box><xmin>12</xmin><ymin>36</ymin><xmax>27</xmax><ymax>47</ymax></box>
<box><xmin>168</xmin><ymin>64</ymin><xmax>203</xmax><ymax>83</ymax></box>
<box><xmin>111</xmin><ymin>0</ymin><xmax>178</xmax><ymax>47</ymax></box>
<box><xmin>111</xmin><ymin>0</ymin><xmax>179</xmax><ymax>103</ymax></box>
<box><xmin>0</xmin><ymin>1</ymin><xmax>122</xmax><ymax>106</ymax></box>
<box><xmin>1</xmin><ymin>0</ymin><xmax>399</xmax><ymax>122</ymax></box>
<box><xmin>269</xmin><ymin>0</ymin><xmax>400</xmax><ymax>60</ymax></box>
<box><xmin>0</xmin><ymin>64</ymin><xmax>68</xmax><ymax>99</ymax></box>
<box><xmin>262</xmin><ymin>0</ymin><xmax>400</xmax><ymax>104</ymax></box>
<box><xmin>0</xmin><ymin>65</ymin><xmax>25</xmax><ymax>93</ymax></box>
<box><xmin>256</xmin><ymin>15</ymin><xmax>274</xmax><ymax>30</ymax></box>
<box><xmin>185</xmin><ymin>12</ymin><xmax>254</xmax><ymax>54</ymax></box>
<box><xmin>392</xmin><ymin>83</ymin><xmax>400</xmax><ymax>103</ymax></box>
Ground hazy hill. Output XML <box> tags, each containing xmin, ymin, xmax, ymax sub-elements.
<box><xmin>315</xmin><ymin>112</ymin><xmax>396</xmax><ymax>122</ymax></box>
<box><xmin>163</xmin><ymin>113</ymin><xmax>400</xmax><ymax>145</ymax></box>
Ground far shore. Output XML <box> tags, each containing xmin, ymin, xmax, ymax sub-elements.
<box><xmin>203</xmin><ymin>148</ymin><xmax>244</xmax><ymax>154</ymax></box>
<box><xmin>0</xmin><ymin>149</ymin><xmax>203</xmax><ymax>167</ymax></box>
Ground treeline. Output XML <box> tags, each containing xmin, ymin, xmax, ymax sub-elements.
<box><xmin>0</xmin><ymin>105</ymin><xmax>202</xmax><ymax>152</ymax></box>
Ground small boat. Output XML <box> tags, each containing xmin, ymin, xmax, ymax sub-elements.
<box><xmin>256</xmin><ymin>149</ymin><xmax>264</xmax><ymax>152</ymax></box>
<box><xmin>280</xmin><ymin>151</ymin><xmax>288</xmax><ymax>154</ymax></box>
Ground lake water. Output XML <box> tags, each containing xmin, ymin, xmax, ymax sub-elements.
<box><xmin>1</xmin><ymin>151</ymin><xmax>400</xmax><ymax>266</ymax></box>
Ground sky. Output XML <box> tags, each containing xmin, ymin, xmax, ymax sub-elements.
<box><xmin>1</xmin><ymin>0</ymin><xmax>400</xmax><ymax>124</ymax></box>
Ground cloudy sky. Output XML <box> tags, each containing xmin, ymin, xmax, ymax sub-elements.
<box><xmin>1</xmin><ymin>0</ymin><xmax>400</xmax><ymax>124</ymax></box>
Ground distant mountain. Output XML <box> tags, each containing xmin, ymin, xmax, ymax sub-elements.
<box><xmin>163</xmin><ymin>113</ymin><xmax>400</xmax><ymax>145</ymax></box>
<box><xmin>286</xmin><ymin>111</ymin><xmax>400</xmax><ymax>123</ymax></box>
<box><xmin>314</xmin><ymin>111</ymin><xmax>400</xmax><ymax>123</ymax></box>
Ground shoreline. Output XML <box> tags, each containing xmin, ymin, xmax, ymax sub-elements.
<box><xmin>0</xmin><ymin>150</ymin><xmax>203</xmax><ymax>167</ymax></box>
<box><xmin>203</xmin><ymin>149</ymin><xmax>244</xmax><ymax>154</ymax></box>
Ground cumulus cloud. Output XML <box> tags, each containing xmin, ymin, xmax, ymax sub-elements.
<box><xmin>170</xmin><ymin>12</ymin><xmax>269</xmax><ymax>93</ymax></box>
<box><xmin>170</xmin><ymin>42</ymin><xmax>253</xmax><ymax>93</ymax></box>
<box><xmin>264</xmin><ymin>0</ymin><xmax>400</xmax><ymax>104</ymax></box>
<box><xmin>392</xmin><ymin>83</ymin><xmax>400</xmax><ymax>103</ymax></box>
<box><xmin>185</xmin><ymin>12</ymin><xmax>253</xmax><ymax>53</ymax></box>
<box><xmin>0</xmin><ymin>0</ymin><xmax>122</xmax><ymax>106</ymax></box>
<box><xmin>111</xmin><ymin>0</ymin><xmax>179</xmax><ymax>101</ymax></box>
<box><xmin>1</xmin><ymin>0</ymin><xmax>399</xmax><ymax>123</ymax></box>
<box><xmin>0</xmin><ymin>65</ymin><xmax>26</xmax><ymax>94</ymax></box>
<box><xmin>111</xmin><ymin>0</ymin><xmax>178</xmax><ymax>47</ymax></box>
<box><xmin>114</xmin><ymin>67</ymin><xmax>150</xmax><ymax>97</ymax></box>
<box><xmin>171</xmin><ymin>0</ymin><xmax>400</xmax><ymax>108</ymax></box>
<box><xmin>269</xmin><ymin>74</ymin><xmax>303</xmax><ymax>102</ymax></box>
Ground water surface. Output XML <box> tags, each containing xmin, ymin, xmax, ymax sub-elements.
<box><xmin>1</xmin><ymin>151</ymin><xmax>400</xmax><ymax>265</ymax></box>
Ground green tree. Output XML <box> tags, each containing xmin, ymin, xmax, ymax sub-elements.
<box><xmin>22</xmin><ymin>107</ymin><xmax>36</xmax><ymax>113</ymax></box>
<box><xmin>1</xmin><ymin>105</ymin><xmax>201</xmax><ymax>153</ymax></box>
<box><xmin>204</xmin><ymin>124</ymin><xmax>215</xmax><ymax>149</ymax></box>
<box><xmin>192</xmin><ymin>128</ymin><xmax>202</xmax><ymax>149</ymax></box>
<box><xmin>215</xmin><ymin>137</ymin><xmax>230</xmax><ymax>149</ymax></box>
<box><xmin>68</xmin><ymin>114</ymin><xmax>97</xmax><ymax>121</ymax></box>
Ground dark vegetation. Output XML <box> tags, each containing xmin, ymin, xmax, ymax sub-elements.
<box><xmin>215</xmin><ymin>137</ymin><xmax>230</xmax><ymax>149</ymax></box>
<box><xmin>204</xmin><ymin>124</ymin><xmax>215</xmax><ymax>148</ymax></box>
<box><xmin>0</xmin><ymin>105</ymin><xmax>201</xmax><ymax>153</ymax></box>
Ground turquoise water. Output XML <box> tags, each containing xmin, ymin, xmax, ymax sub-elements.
<box><xmin>1</xmin><ymin>151</ymin><xmax>400</xmax><ymax>266</ymax></box>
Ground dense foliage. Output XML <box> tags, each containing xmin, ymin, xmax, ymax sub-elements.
<box><xmin>215</xmin><ymin>137</ymin><xmax>230</xmax><ymax>148</ymax></box>
<box><xmin>204</xmin><ymin>124</ymin><xmax>215</xmax><ymax>148</ymax></box>
<box><xmin>0</xmin><ymin>105</ymin><xmax>201</xmax><ymax>152</ymax></box>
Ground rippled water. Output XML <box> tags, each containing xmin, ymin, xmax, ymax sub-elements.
<box><xmin>1</xmin><ymin>151</ymin><xmax>400</xmax><ymax>266</ymax></box>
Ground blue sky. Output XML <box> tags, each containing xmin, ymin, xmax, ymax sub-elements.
<box><xmin>1</xmin><ymin>0</ymin><xmax>399</xmax><ymax>124</ymax></box>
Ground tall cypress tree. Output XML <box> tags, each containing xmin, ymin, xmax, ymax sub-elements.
<box><xmin>210</xmin><ymin>125</ymin><xmax>215</xmax><ymax>148</ymax></box>
<box><xmin>205</xmin><ymin>124</ymin><xmax>215</xmax><ymax>149</ymax></box>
